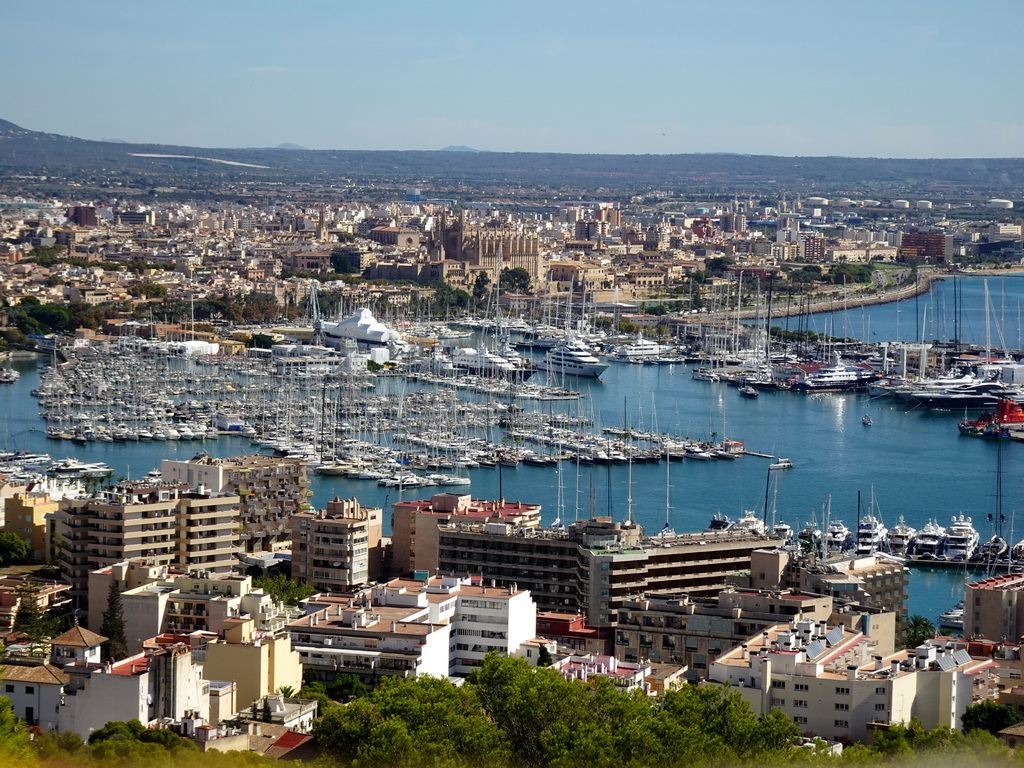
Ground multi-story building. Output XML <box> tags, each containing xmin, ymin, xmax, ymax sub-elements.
<box><xmin>2</xmin><ymin>489</ymin><xmax>57</xmax><ymax>560</ymax></box>
<box><xmin>709</xmin><ymin>621</ymin><xmax>995</xmax><ymax>743</ymax></box>
<box><xmin>899</xmin><ymin>231</ymin><xmax>951</xmax><ymax>263</ymax></box>
<box><xmin>57</xmin><ymin>482</ymin><xmax>239</xmax><ymax>609</ymax></box>
<box><xmin>291</xmin><ymin>497</ymin><xmax>383</xmax><ymax>592</ymax></box>
<box><xmin>614</xmin><ymin>589</ymin><xmax>859</xmax><ymax>677</ymax></box>
<box><xmin>391</xmin><ymin>493</ymin><xmax>542</xmax><ymax>576</ymax></box>
<box><xmin>1</xmin><ymin>625</ymin><xmax>210</xmax><ymax>737</ymax></box>
<box><xmin>749</xmin><ymin>550</ymin><xmax>909</xmax><ymax>626</ymax></box>
<box><xmin>289</xmin><ymin>574</ymin><xmax>537</xmax><ymax>685</ymax></box>
<box><xmin>964</xmin><ymin>572</ymin><xmax>1024</xmax><ymax>641</ymax></box>
<box><xmin>88</xmin><ymin>567</ymin><xmax>302</xmax><ymax>654</ymax></box>
<box><xmin>415</xmin><ymin>511</ymin><xmax>783</xmax><ymax>627</ymax></box>
<box><xmin>161</xmin><ymin>455</ymin><xmax>311</xmax><ymax>553</ymax></box>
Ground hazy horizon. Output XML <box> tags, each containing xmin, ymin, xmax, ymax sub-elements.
<box><xmin>5</xmin><ymin>0</ymin><xmax>1024</xmax><ymax>159</ymax></box>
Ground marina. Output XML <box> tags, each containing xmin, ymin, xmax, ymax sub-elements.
<box><xmin>2</xmin><ymin>275</ymin><xmax>1024</xmax><ymax>627</ymax></box>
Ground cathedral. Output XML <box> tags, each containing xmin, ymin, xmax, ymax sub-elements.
<box><xmin>428</xmin><ymin>211</ymin><xmax>543</xmax><ymax>289</ymax></box>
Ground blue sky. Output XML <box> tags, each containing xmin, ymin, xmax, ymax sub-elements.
<box><xmin>5</xmin><ymin>0</ymin><xmax>1022</xmax><ymax>157</ymax></box>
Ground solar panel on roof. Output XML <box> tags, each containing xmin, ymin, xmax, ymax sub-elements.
<box><xmin>953</xmin><ymin>649</ymin><xmax>972</xmax><ymax>666</ymax></box>
<box><xmin>936</xmin><ymin>655</ymin><xmax>956</xmax><ymax>672</ymax></box>
<box><xmin>805</xmin><ymin>640</ymin><xmax>825</xmax><ymax>658</ymax></box>
<box><xmin>825</xmin><ymin>627</ymin><xmax>844</xmax><ymax>646</ymax></box>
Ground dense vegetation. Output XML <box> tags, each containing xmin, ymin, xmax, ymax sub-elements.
<box><xmin>0</xmin><ymin>654</ymin><xmax>1019</xmax><ymax>768</ymax></box>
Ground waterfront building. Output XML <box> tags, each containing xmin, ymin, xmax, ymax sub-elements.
<box><xmin>390</xmin><ymin>493</ymin><xmax>543</xmax><ymax>575</ymax></box>
<box><xmin>613</xmin><ymin>588</ymin><xmax>898</xmax><ymax>681</ymax></box>
<box><xmin>161</xmin><ymin>455</ymin><xmax>311</xmax><ymax>553</ymax></box>
<box><xmin>406</xmin><ymin>503</ymin><xmax>782</xmax><ymax>626</ymax></box>
<box><xmin>57</xmin><ymin>482</ymin><xmax>240</xmax><ymax>609</ymax></box>
<box><xmin>749</xmin><ymin>550</ymin><xmax>909</xmax><ymax>625</ymax></box>
<box><xmin>290</xmin><ymin>497</ymin><xmax>384</xmax><ymax>592</ymax></box>
<box><xmin>964</xmin><ymin>572</ymin><xmax>1024</xmax><ymax>641</ymax></box>
<box><xmin>708</xmin><ymin>621</ymin><xmax>994</xmax><ymax>743</ymax></box>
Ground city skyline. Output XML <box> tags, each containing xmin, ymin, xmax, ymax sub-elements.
<box><xmin>4</xmin><ymin>0</ymin><xmax>1024</xmax><ymax>158</ymax></box>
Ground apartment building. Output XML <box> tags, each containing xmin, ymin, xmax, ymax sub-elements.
<box><xmin>964</xmin><ymin>572</ymin><xmax>1024</xmax><ymax>640</ymax></box>
<box><xmin>2</xmin><ymin>625</ymin><xmax>209</xmax><ymax>737</ymax></box>
<box><xmin>290</xmin><ymin>574</ymin><xmax>537</xmax><ymax>684</ymax></box>
<box><xmin>88</xmin><ymin>567</ymin><xmax>302</xmax><ymax>654</ymax></box>
<box><xmin>615</xmin><ymin>589</ymin><xmax>845</xmax><ymax>678</ymax></box>
<box><xmin>391</xmin><ymin>493</ymin><xmax>542</xmax><ymax>575</ymax></box>
<box><xmin>291</xmin><ymin>497</ymin><xmax>384</xmax><ymax>592</ymax></box>
<box><xmin>749</xmin><ymin>550</ymin><xmax>909</xmax><ymax>621</ymax></box>
<box><xmin>709</xmin><ymin>621</ymin><xmax>994</xmax><ymax>743</ymax></box>
<box><xmin>58</xmin><ymin>482</ymin><xmax>240</xmax><ymax>608</ymax></box>
<box><xmin>429</xmin><ymin>514</ymin><xmax>782</xmax><ymax>627</ymax></box>
<box><xmin>2</xmin><ymin>490</ymin><xmax>57</xmax><ymax>560</ymax></box>
<box><xmin>161</xmin><ymin>455</ymin><xmax>311</xmax><ymax>553</ymax></box>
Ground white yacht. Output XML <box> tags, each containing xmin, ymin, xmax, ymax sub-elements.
<box><xmin>772</xmin><ymin>520</ymin><xmax>794</xmax><ymax>543</ymax></box>
<box><xmin>734</xmin><ymin>510</ymin><xmax>767</xmax><ymax>536</ymax></box>
<box><xmin>791</xmin><ymin>352</ymin><xmax>879</xmax><ymax>392</ymax></box>
<box><xmin>537</xmin><ymin>336</ymin><xmax>609</xmax><ymax>379</ymax></box>
<box><xmin>944</xmin><ymin>513</ymin><xmax>980</xmax><ymax>560</ymax></box>
<box><xmin>826</xmin><ymin>520</ymin><xmax>852</xmax><ymax>551</ymax></box>
<box><xmin>448</xmin><ymin>347</ymin><xmax>534</xmax><ymax>380</ymax></box>
<box><xmin>909</xmin><ymin>519</ymin><xmax>947</xmax><ymax>560</ymax></box>
<box><xmin>612</xmin><ymin>337</ymin><xmax>664</xmax><ymax>364</ymax></box>
<box><xmin>887</xmin><ymin>515</ymin><xmax>916</xmax><ymax>556</ymax></box>
<box><xmin>854</xmin><ymin>514</ymin><xmax>889</xmax><ymax>555</ymax></box>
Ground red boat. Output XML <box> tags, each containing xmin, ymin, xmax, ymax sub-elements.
<box><xmin>959</xmin><ymin>397</ymin><xmax>1024</xmax><ymax>439</ymax></box>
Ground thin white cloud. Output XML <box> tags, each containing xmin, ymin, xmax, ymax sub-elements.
<box><xmin>245</xmin><ymin>65</ymin><xmax>298</xmax><ymax>75</ymax></box>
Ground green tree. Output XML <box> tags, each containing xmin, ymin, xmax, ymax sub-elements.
<box><xmin>499</xmin><ymin>267</ymin><xmax>532</xmax><ymax>294</ymax></box>
<box><xmin>0</xmin><ymin>694</ymin><xmax>33</xmax><ymax>762</ymax></box>
<box><xmin>326</xmin><ymin>673</ymin><xmax>367</xmax><ymax>703</ymax></box>
<box><xmin>962</xmin><ymin>700</ymin><xmax>1021</xmax><ymax>735</ymax></box>
<box><xmin>905</xmin><ymin>614</ymin><xmax>936</xmax><ymax>648</ymax></box>
<box><xmin>12</xmin><ymin>579</ymin><xmax>62</xmax><ymax>655</ymax></box>
<box><xmin>0</xmin><ymin>532</ymin><xmax>29</xmax><ymax>566</ymax></box>
<box><xmin>129</xmin><ymin>283</ymin><xmax>168</xmax><ymax>299</ymax></box>
<box><xmin>315</xmin><ymin>675</ymin><xmax>507</xmax><ymax>768</ymax></box>
<box><xmin>262</xmin><ymin>697</ymin><xmax>272</xmax><ymax>723</ymax></box>
<box><xmin>252</xmin><ymin>573</ymin><xmax>315</xmax><ymax>606</ymax></box>
<box><xmin>472</xmin><ymin>271</ymin><xmax>491</xmax><ymax>305</ymax></box>
<box><xmin>100</xmin><ymin>579</ymin><xmax>129</xmax><ymax>661</ymax></box>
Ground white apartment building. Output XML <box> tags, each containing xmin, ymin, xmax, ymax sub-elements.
<box><xmin>290</xmin><ymin>575</ymin><xmax>537</xmax><ymax>684</ymax></box>
<box><xmin>1</xmin><ymin>625</ymin><xmax>209</xmax><ymax>737</ymax></box>
<box><xmin>709</xmin><ymin>620</ymin><xmax>995</xmax><ymax>743</ymax></box>
<box><xmin>89</xmin><ymin>566</ymin><xmax>302</xmax><ymax>654</ymax></box>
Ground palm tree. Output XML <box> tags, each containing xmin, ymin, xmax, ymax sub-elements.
<box><xmin>277</xmin><ymin>685</ymin><xmax>296</xmax><ymax>699</ymax></box>
<box><xmin>904</xmin><ymin>614</ymin><xmax>935</xmax><ymax>649</ymax></box>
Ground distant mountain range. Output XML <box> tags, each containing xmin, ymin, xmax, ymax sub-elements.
<box><xmin>2</xmin><ymin>118</ymin><xmax>1024</xmax><ymax>196</ymax></box>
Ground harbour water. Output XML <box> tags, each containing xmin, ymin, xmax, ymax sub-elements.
<box><xmin>2</xmin><ymin>275</ymin><xmax>1020</xmax><ymax>626</ymax></box>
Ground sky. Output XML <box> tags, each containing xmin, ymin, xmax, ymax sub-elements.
<box><xmin>4</xmin><ymin>0</ymin><xmax>1023</xmax><ymax>158</ymax></box>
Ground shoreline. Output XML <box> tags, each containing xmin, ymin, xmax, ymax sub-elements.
<box><xmin>744</xmin><ymin>266</ymin><xmax>1024</xmax><ymax>320</ymax></box>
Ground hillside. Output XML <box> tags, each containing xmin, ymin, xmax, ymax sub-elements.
<box><xmin>2</xmin><ymin>118</ymin><xmax>1024</xmax><ymax>197</ymax></box>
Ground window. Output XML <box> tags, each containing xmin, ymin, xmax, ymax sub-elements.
<box><xmin>835</xmin><ymin>686</ymin><xmax>850</xmax><ymax>695</ymax></box>
<box><xmin>835</xmin><ymin>703</ymin><xmax>849</xmax><ymax>711</ymax></box>
<box><xmin>3</xmin><ymin>685</ymin><xmax>12</xmax><ymax>693</ymax></box>
<box><xmin>794</xmin><ymin>716</ymin><xmax>808</xmax><ymax>725</ymax></box>
<box><xmin>771</xmin><ymin>680</ymin><xmax>786</xmax><ymax>689</ymax></box>
<box><xmin>794</xmin><ymin>683</ymin><xmax>809</xmax><ymax>691</ymax></box>
<box><xmin>834</xmin><ymin>720</ymin><xmax>849</xmax><ymax>728</ymax></box>
<box><xmin>793</xmin><ymin>700</ymin><xmax>808</xmax><ymax>708</ymax></box>
<box><xmin>875</xmin><ymin>703</ymin><xmax>886</xmax><ymax>711</ymax></box>
<box><xmin>770</xmin><ymin>698</ymin><xmax>784</xmax><ymax>707</ymax></box>
<box><xmin>875</xmin><ymin>687</ymin><xmax>886</xmax><ymax>695</ymax></box>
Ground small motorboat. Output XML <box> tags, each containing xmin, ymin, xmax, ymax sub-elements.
<box><xmin>769</xmin><ymin>457</ymin><xmax>794</xmax><ymax>470</ymax></box>
<box><xmin>738</xmin><ymin>385</ymin><xmax>759</xmax><ymax>398</ymax></box>
<box><xmin>862</xmin><ymin>415</ymin><xmax>873</xmax><ymax>426</ymax></box>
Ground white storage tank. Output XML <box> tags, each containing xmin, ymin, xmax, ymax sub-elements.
<box><xmin>892</xmin><ymin>199</ymin><xmax>910</xmax><ymax>209</ymax></box>
<box><xmin>805</xmin><ymin>196</ymin><xmax>829</xmax><ymax>206</ymax></box>
<box><xmin>916</xmin><ymin>200</ymin><xmax>933</xmax><ymax>210</ymax></box>
<box><xmin>988</xmin><ymin>199</ymin><xmax>1014</xmax><ymax>209</ymax></box>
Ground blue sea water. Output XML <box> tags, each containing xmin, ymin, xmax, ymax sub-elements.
<box><xmin>1</xmin><ymin>275</ymin><xmax>1018</xmax><ymax>626</ymax></box>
